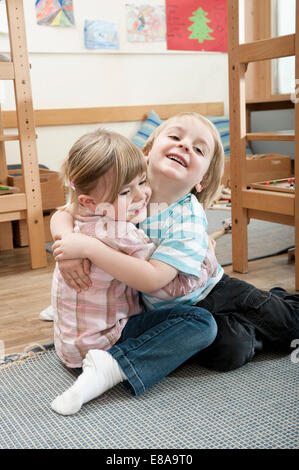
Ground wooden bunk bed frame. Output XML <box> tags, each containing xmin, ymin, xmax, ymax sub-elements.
<box><xmin>227</xmin><ymin>0</ymin><xmax>298</xmax><ymax>289</ymax></box>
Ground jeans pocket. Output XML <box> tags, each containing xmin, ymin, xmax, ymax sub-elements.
<box><xmin>241</xmin><ymin>288</ymin><xmax>272</xmax><ymax>310</ymax></box>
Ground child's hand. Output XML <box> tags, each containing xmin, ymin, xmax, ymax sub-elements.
<box><xmin>53</xmin><ymin>233</ymin><xmax>90</xmax><ymax>261</ymax></box>
<box><xmin>58</xmin><ymin>258</ymin><xmax>91</xmax><ymax>292</ymax></box>
<box><xmin>208</xmin><ymin>236</ymin><xmax>216</xmax><ymax>253</ymax></box>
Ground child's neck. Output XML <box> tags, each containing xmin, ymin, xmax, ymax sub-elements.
<box><xmin>148</xmin><ymin>182</ymin><xmax>191</xmax><ymax>216</ymax></box>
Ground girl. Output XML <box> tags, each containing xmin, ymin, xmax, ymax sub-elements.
<box><xmin>50</xmin><ymin>127</ymin><xmax>217</xmax><ymax>415</ymax></box>
<box><xmin>53</xmin><ymin>112</ymin><xmax>299</xmax><ymax>379</ymax></box>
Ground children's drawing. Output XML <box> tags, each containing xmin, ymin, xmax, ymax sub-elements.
<box><xmin>84</xmin><ymin>20</ymin><xmax>119</xmax><ymax>50</ymax></box>
<box><xmin>126</xmin><ymin>4</ymin><xmax>166</xmax><ymax>42</ymax></box>
<box><xmin>188</xmin><ymin>7</ymin><xmax>214</xmax><ymax>43</ymax></box>
<box><xmin>0</xmin><ymin>1</ymin><xmax>8</xmax><ymax>34</ymax></box>
<box><xmin>166</xmin><ymin>0</ymin><xmax>227</xmax><ymax>52</ymax></box>
<box><xmin>35</xmin><ymin>0</ymin><xmax>75</xmax><ymax>27</ymax></box>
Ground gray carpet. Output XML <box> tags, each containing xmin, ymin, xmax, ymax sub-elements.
<box><xmin>0</xmin><ymin>345</ymin><xmax>298</xmax><ymax>449</ymax></box>
<box><xmin>206</xmin><ymin>209</ymin><xmax>294</xmax><ymax>266</ymax></box>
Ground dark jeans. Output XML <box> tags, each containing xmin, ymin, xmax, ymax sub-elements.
<box><xmin>193</xmin><ymin>274</ymin><xmax>299</xmax><ymax>371</ymax></box>
<box><xmin>109</xmin><ymin>304</ymin><xmax>217</xmax><ymax>396</ymax></box>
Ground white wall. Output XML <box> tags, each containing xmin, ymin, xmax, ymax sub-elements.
<box><xmin>0</xmin><ymin>0</ymin><xmax>229</xmax><ymax>171</ymax></box>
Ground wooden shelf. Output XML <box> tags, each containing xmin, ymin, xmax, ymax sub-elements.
<box><xmin>227</xmin><ymin>0</ymin><xmax>298</xmax><ymax>290</ymax></box>
<box><xmin>0</xmin><ymin>134</ymin><xmax>19</xmax><ymax>142</ymax></box>
<box><xmin>246</xmin><ymin>130</ymin><xmax>295</xmax><ymax>141</ymax></box>
<box><xmin>0</xmin><ymin>0</ymin><xmax>46</xmax><ymax>268</ymax></box>
<box><xmin>0</xmin><ymin>193</ymin><xmax>26</xmax><ymax>213</ymax></box>
<box><xmin>246</xmin><ymin>95</ymin><xmax>294</xmax><ymax>112</ymax></box>
<box><xmin>241</xmin><ymin>188</ymin><xmax>295</xmax><ymax>216</ymax></box>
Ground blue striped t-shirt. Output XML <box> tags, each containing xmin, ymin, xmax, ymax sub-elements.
<box><xmin>139</xmin><ymin>193</ymin><xmax>224</xmax><ymax>309</ymax></box>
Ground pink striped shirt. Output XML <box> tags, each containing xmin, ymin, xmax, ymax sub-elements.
<box><xmin>51</xmin><ymin>207</ymin><xmax>155</xmax><ymax>368</ymax></box>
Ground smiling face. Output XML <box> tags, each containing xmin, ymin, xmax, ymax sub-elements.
<box><xmin>84</xmin><ymin>170</ymin><xmax>151</xmax><ymax>224</ymax></box>
<box><xmin>147</xmin><ymin>115</ymin><xmax>215</xmax><ymax>196</ymax></box>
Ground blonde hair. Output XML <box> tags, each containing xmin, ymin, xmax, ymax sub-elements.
<box><xmin>61</xmin><ymin>128</ymin><xmax>146</xmax><ymax>207</ymax></box>
<box><xmin>143</xmin><ymin>112</ymin><xmax>224</xmax><ymax>209</ymax></box>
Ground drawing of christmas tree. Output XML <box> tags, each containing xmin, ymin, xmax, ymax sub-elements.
<box><xmin>188</xmin><ymin>7</ymin><xmax>214</xmax><ymax>43</ymax></box>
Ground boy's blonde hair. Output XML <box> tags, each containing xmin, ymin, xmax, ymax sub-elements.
<box><xmin>61</xmin><ymin>128</ymin><xmax>147</xmax><ymax>207</ymax></box>
<box><xmin>143</xmin><ymin>112</ymin><xmax>224</xmax><ymax>209</ymax></box>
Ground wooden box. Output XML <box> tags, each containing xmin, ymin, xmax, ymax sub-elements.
<box><xmin>13</xmin><ymin>212</ymin><xmax>53</xmax><ymax>247</ymax></box>
<box><xmin>7</xmin><ymin>168</ymin><xmax>66</xmax><ymax>211</ymax></box>
<box><xmin>221</xmin><ymin>154</ymin><xmax>293</xmax><ymax>188</ymax></box>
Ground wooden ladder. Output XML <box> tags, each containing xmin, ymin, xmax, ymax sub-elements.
<box><xmin>0</xmin><ymin>0</ymin><xmax>46</xmax><ymax>268</ymax></box>
<box><xmin>227</xmin><ymin>0</ymin><xmax>298</xmax><ymax>289</ymax></box>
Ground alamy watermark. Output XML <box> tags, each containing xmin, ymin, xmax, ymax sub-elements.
<box><xmin>290</xmin><ymin>339</ymin><xmax>299</xmax><ymax>364</ymax></box>
<box><xmin>93</xmin><ymin>201</ymin><xmax>200</xmax><ymax>240</ymax></box>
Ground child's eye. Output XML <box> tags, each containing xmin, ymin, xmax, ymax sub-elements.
<box><xmin>169</xmin><ymin>135</ymin><xmax>180</xmax><ymax>141</ymax></box>
<box><xmin>194</xmin><ymin>146</ymin><xmax>204</xmax><ymax>156</ymax></box>
<box><xmin>119</xmin><ymin>189</ymin><xmax>130</xmax><ymax>196</ymax></box>
<box><xmin>139</xmin><ymin>178</ymin><xmax>147</xmax><ymax>185</ymax></box>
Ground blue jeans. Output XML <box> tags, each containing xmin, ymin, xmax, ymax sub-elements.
<box><xmin>108</xmin><ymin>304</ymin><xmax>217</xmax><ymax>396</ymax></box>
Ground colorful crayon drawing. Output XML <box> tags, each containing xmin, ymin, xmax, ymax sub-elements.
<box><xmin>166</xmin><ymin>0</ymin><xmax>227</xmax><ymax>52</ymax></box>
<box><xmin>126</xmin><ymin>4</ymin><xmax>166</xmax><ymax>42</ymax></box>
<box><xmin>84</xmin><ymin>20</ymin><xmax>119</xmax><ymax>50</ymax></box>
<box><xmin>35</xmin><ymin>0</ymin><xmax>75</xmax><ymax>27</ymax></box>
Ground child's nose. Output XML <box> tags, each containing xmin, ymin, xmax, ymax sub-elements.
<box><xmin>178</xmin><ymin>141</ymin><xmax>190</xmax><ymax>152</ymax></box>
<box><xmin>133</xmin><ymin>186</ymin><xmax>145</xmax><ymax>201</ymax></box>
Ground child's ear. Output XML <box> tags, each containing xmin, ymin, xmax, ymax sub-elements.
<box><xmin>78</xmin><ymin>194</ymin><xmax>97</xmax><ymax>211</ymax></box>
<box><xmin>195</xmin><ymin>183</ymin><xmax>202</xmax><ymax>193</ymax></box>
<box><xmin>143</xmin><ymin>151</ymin><xmax>150</xmax><ymax>165</ymax></box>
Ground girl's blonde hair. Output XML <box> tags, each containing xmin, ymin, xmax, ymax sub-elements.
<box><xmin>143</xmin><ymin>112</ymin><xmax>224</xmax><ymax>209</ymax></box>
<box><xmin>61</xmin><ymin>128</ymin><xmax>147</xmax><ymax>207</ymax></box>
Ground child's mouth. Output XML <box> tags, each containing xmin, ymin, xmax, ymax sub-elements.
<box><xmin>129</xmin><ymin>202</ymin><xmax>146</xmax><ymax>215</ymax></box>
<box><xmin>166</xmin><ymin>154</ymin><xmax>187</xmax><ymax>168</ymax></box>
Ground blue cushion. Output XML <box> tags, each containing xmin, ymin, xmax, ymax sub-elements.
<box><xmin>132</xmin><ymin>110</ymin><xmax>162</xmax><ymax>149</ymax></box>
<box><xmin>206</xmin><ymin>116</ymin><xmax>253</xmax><ymax>157</ymax></box>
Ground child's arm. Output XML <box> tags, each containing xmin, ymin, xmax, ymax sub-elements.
<box><xmin>50</xmin><ymin>206</ymin><xmax>76</xmax><ymax>239</ymax></box>
<box><xmin>52</xmin><ymin>233</ymin><xmax>178</xmax><ymax>294</ymax></box>
<box><xmin>50</xmin><ymin>209</ymin><xmax>92</xmax><ymax>292</ymax></box>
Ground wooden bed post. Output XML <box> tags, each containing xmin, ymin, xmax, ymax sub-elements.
<box><xmin>0</xmin><ymin>0</ymin><xmax>47</xmax><ymax>268</ymax></box>
<box><xmin>228</xmin><ymin>0</ymin><xmax>249</xmax><ymax>273</ymax></box>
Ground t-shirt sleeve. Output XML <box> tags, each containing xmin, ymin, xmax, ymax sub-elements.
<box><xmin>150</xmin><ymin>200</ymin><xmax>209</xmax><ymax>278</ymax></box>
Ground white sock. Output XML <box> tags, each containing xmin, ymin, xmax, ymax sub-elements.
<box><xmin>51</xmin><ymin>350</ymin><xmax>126</xmax><ymax>416</ymax></box>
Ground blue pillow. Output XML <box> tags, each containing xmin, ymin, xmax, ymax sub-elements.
<box><xmin>206</xmin><ymin>116</ymin><xmax>253</xmax><ymax>157</ymax></box>
<box><xmin>132</xmin><ymin>110</ymin><xmax>162</xmax><ymax>149</ymax></box>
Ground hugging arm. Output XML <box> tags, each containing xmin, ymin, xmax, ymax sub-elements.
<box><xmin>50</xmin><ymin>209</ymin><xmax>91</xmax><ymax>292</ymax></box>
<box><xmin>53</xmin><ymin>233</ymin><xmax>178</xmax><ymax>294</ymax></box>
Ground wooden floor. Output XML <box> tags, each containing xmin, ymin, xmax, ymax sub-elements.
<box><xmin>0</xmin><ymin>246</ymin><xmax>296</xmax><ymax>356</ymax></box>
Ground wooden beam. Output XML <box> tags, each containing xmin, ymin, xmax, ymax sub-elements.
<box><xmin>246</xmin><ymin>130</ymin><xmax>294</xmax><ymax>141</ymax></box>
<box><xmin>240</xmin><ymin>34</ymin><xmax>295</xmax><ymax>64</ymax></box>
<box><xmin>2</xmin><ymin>102</ymin><xmax>225</xmax><ymax>128</ymax></box>
<box><xmin>0</xmin><ymin>193</ymin><xmax>26</xmax><ymax>213</ymax></box>
<box><xmin>248</xmin><ymin>209</ymin><xmax>294</xmax><ymax>226</ymax></box>
<box><xmin>228</xmin><ymin>0</ymin><xmax>249</xmax><ymax>273</ymax></box>
<box><xmin>242</xmin><ymin>189</ymin><xmax>295</xmax><ymax>216</ymax></box>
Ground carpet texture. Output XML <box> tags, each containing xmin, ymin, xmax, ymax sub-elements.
<box><xmin>206</xmin><ymin>209</ymin><xmax>294</xmax><ymax>266</ymax></box>
<box><xmin>0</xmin><ymin>345</ymin><xmax>298</xmax><ymax>449</ymax></box>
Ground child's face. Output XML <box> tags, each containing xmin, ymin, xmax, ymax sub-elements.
<box><xmin>92</xmin><ymin>171</ymin><xmax>151</xmax><ymax>224</ymax></box>
<box><xmin>114</xmin><ymin>172</ymin><xmax>151</xmax><ymax>224</ymax></box>
<box><xmin>147</xmin><ymin>116</ymin><xmax>215</xmax><ymax>193</ymax></box>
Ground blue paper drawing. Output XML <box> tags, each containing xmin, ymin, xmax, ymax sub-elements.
<box><xmin>84</xmin><ymin>20</ymin><xmax>119</xmax><ymax>50</ymax></box>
